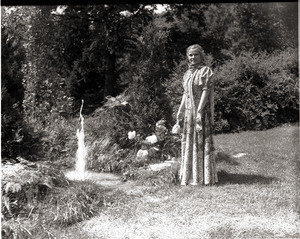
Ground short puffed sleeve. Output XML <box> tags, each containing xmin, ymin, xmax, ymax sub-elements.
<box><xmin>182</xmin><ymin>71</ymin><xmax>190</xmax><ymax>92</ymax></box>
<box><xmin>201</xmin><ymin>66</ymin><xmax>213</xmax><ymax>90</ymax></box>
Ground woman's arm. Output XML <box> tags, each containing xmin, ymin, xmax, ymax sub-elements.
<box><xmin>196</xmin><ymin>67</ymin><xmax>214</xmax><ymax>124</ymax></box>
<box><xmin>196</xmin><ymin>89</ymin><xmax>209</xmax><ymax>124</ymax></box>
<box><xmin>197</xmin><ymin>89</ymin><xmax>209</xmax><ymax>113</ymax></box>
<box><xmin>177</xmin><ymin>94</ymin><xmax>186</xmax><ymax>124</ymax></box>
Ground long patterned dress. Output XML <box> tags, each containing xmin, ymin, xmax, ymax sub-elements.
<box><xmin>179</xmin><ymin>65</ymin><xmax>218</xmax><ymax>186</ymax></box>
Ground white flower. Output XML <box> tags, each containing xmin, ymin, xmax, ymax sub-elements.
<box><xmin>128</xmin><ymin>131</ymin><xmax>136</xmax><ymax>139</ymax></box>
<box><xmin>172</xmin><ymin>124</ymin><xmax>180</xmax><ymax>134</ymax></box>
<box><xmin>146</xmin><ymin>135</ymin><xmax>158</xmax><ymax>144</ymax></box>
<box><xmin>136</xmin><ymin>149</ymin><xmax>148</xmax><ymax>159</ymax></box>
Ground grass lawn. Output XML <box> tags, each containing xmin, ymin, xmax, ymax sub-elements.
<box><xmin>53</xmin><ymin>124</ymin><xmax>300</xmax><ymax>239</ymax></box>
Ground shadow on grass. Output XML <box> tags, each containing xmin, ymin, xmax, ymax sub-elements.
<box><xmin>218</xmin><ymin>170</ymin><xmax>277</xmax><ymax>185</ymax></box>
<box><xmin>215</xmin><ymin>152</ymin><xmax>239</xmax><ymax>165</ymax></box>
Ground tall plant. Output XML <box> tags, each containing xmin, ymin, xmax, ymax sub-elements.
<box><xmin>1</xmin><ymin>24</ymin><xmax>26</xmax><ymax>158</ymax></box>
<box><xmin>19</xmin><ymin>6</ymin><xmax>74</xmax><ymax>125</ymax></box>
<box><xmin>128</xmin><ymin>23</ymin><xmax>173</xmax><ymax>132</ymax></box>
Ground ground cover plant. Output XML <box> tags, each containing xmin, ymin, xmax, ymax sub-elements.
<box><xmin>50</xmin><ymin>123</ymin><xmax>299</xmax><ymax>239</ymax></box>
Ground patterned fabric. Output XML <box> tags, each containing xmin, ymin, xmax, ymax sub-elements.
<box><xmin>179</xmin><ymin>65</ymin><xmax>218</xmax><ymax>186</ymax></box>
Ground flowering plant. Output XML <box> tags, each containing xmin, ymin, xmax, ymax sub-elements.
<box><xmin>136</xmin><ymin>149</ymin><xmax>149</xmax><ymax>160</ymax></box>
<box><xmin>146</xmin><ymin>135</ymin><xmax>158</xmax><ymax>144</ymax></box>
<box><xmin>128</xmin><ymin>131</ymin><xmax>136</xmax><ymax>140</ymax></box>
<box><xmin>128</xmin><ymin>119</ymin><xmax>180</xmax><ymax>164</ymax></box>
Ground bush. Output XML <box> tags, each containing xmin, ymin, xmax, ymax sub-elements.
<box><xmin>82</xmin><ymin>23</ymin><xmax>176</xmax><ymax>173</ymax></box>
<box><xmin>38</xmin><ymin>117</ymin><xmax>78</xmax><ymax>167</ymax></box>
<box><xmin>39</xmin><ymin>182</ymin><xmax>104</xmax><ymax>226</ymax></box>
<box><xmin>1</xmin><ymin>159</ymin><xmax>69</xmax><ymax>219</ymax></box>
<box><xmin>214</xmin><ymin>48</ymin><xmax>299</xmax><ymax>132</ymax></box>
<box><xmin>85</xmin><ymin>106</ymin><xmax>182</xmax><ymax>174</ymax></box>
<box><xmin>126</xmin><ymin>23</ymin><xmax>174</xmax><ymax>136</ymax></box>
<box><xmin>1</xmin><ymin>25</ymin><xmax>30</xmax><ymax>159</ymax></box>
<box><xmin>1</xmin><ymin>159</ymin><xmax>107</xmax><ymax>238</ymax></box>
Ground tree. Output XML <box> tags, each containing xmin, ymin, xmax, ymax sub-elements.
<box><xmin>59</xmin><ymin>4</ymin><xmax>155</xmax><ymax>105</ymax></box>
<box><xmin>19</xmin><ymin>6</ymin><xmax>74</xmax><ymax>124</ymax></box>
<box><xmin>162</xmin><ymin>3</ymin><xmax>298</xmax><ymax>65</ymax></box>
<box><xmin>1</xmin><ymin>22</ymin><xmax>26</xmax><ymax>157</ymax></box>
<box><xmin>226</xmin><ymin>3</ymin><xmax>298</xmax><ymax>54</ymax></box>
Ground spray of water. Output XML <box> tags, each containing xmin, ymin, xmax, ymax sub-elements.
<box><xmin>76</xmin><ymin>99</ymin><xmax>87</xmax><ymax>179</ymax></box>
<box><xmin>65</xmin><ymin>100</ymin><xmax>87</xmax><ymax>181</ymax></box>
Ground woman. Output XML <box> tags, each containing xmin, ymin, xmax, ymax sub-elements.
<box><xmin>176</xmin><ymin>44</ymin><xmax>218</xmax><ymax>186</ymax></box>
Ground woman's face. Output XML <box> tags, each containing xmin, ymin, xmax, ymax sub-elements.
<box><xmin>187</xmin><ymin>49</ymin><xmax>202</xmax><ymax>65</ymax></box>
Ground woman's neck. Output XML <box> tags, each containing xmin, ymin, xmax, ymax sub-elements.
<box><xmin>188</xmin><ymin>63</ymin><xmax>202</xmax><ymax>70</ymax></box>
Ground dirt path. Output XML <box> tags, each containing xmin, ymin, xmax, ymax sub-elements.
<box><xmin>65</xmin><ymin>160</ymin><xmax>177</xmax><ymax>192</ymax></box>
<box><xmin>65</xmin><ymin>169</ymin><xmax>143</xmax><ymax>194</ymax></box>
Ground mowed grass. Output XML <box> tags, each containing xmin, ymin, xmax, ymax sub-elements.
<box><xmin>55</xmin><ymin>124</ymin><xmax>300</xmax><ymax>239</ymax></box>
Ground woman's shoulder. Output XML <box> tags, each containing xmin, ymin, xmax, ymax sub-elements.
<box><xmin>183</xmin><ymin>70</ymin><xmax>192</xmax><ymax>78</ymax></box>
<box><xmin>200</xmin><ymin>65</ymin><xmax>213</xmax><ymax>71</ymax></box>
<box><xmin>199</xmin><ymin>66</ymin><xmax>213</xmax><ymax>77</ymax></box>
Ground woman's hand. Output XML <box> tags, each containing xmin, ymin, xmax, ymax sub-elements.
<box><xmin>196</xmin><ymin>113</ymin><xmax>202</xmax><ymax>132</ymax></box>
<box><xmin>196</xmin><ymin>112</ymin><xmax>202</xmax><ymax>124</ymax></box>
<box><xmin>172</xmin><ymin>123</ymin><xmax>181</xmax><ymax>134</ymax></box>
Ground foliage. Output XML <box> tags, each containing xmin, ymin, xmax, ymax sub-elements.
<box><xmin>20</xmin><ymin>6</ymin><xmax>75</xmax><ymax>126</ymax></box>
<box><xmin>1</xmin><ymin>158</ymin><xmax>68</xmax><ymax>218</ymax></box>
<box><xmin>1</xmin><ymin>181</ymin><xmax>107</xmax><ymax>238</ymax></box>
<box><xmin>127</xmin><ymin>119</ymin><xmax>181</xmax><ymax>163</ymax></box>
<box><xmin>1</xmin><ymin>159</ymin><xmax>109</xmax><ymax>238</ymax></box>
<box><xmin>214</xmin><ymin>48</ymin><xmax>299</xmax><ymax>132</ymax></box>
<box><xmin>56</xmin><ymin>4</ymin><xmax>156</xmax><ymax>104</ymax></box>
<box><xmin>1</xmin><ymin>23</ymin><xmax>39</xmax><ymax>159</ymax></box>
<box><xmin>163</xmin><ymin>3</ymin><xmax>298</xmax><ymax>67</ymax></box>
<box><xmin>165</xmin><ymin>3</ymin><xmax>235</xmax><ymax>65</ymax></box>
<box><xmin>126</xmin><ymin>23</ymin><xmax>174</xmax><ymax>132</ymax></box>
<box><xmin>79</xmin><ymin>105</ymin><xmax>181</xmax><ymax>174</ymax></box>
<box><xmin>84</xmin><ymin>23</ymin><xmax>175</xmax><ymax>171</ymax></box>
<box><xmin>37</xmin><ymin>117</ymin><xmax>78</xmax><ymax>166</ymax></box>
<box><xmin>232</xmin><ymin>3</ymin><xmax>298</xmax><ymax>53</ymax></box>
<box><xmin>1</xmin><ymin>217</ymin><xmax>56</xmax><ymax>239</ymax></box>
<box><xmin>39</xmin><ymin>182</ymin><xmax>104</xmax><ymax>226</ymax></box>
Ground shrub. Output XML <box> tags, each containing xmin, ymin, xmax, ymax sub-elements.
<box><xmin>1</xmin><ymin>159</ymin><xmax>107</xmax><ymax>238</ymax></box>
<box><xmin>1</xmin><ymin>25</ymin><xmax>30</xmax><ymax>160</ymax></box>
<box><xmin>84</xmin><ymin>103</ymin><xmax>182</xmax><ymax>174</ymax></box>
<box><xmin>214</xmin><ymin>48</ymin><xmax>298</xmax><ymax>132</ymax></box>
<box><xmin>82</xmin><ymin>24</ymin><xmax>175</xmax><ymax>172</ymax></box>
<box><xmin>162</xmin><ymin>57</ymin><xmax>188</xmax><ymax>120</ymax></box>
<box><xmin>38</xmin><ymin>117</ymin><xmax>78</xmax><ymax>167</ymax></box>
<box><xmin>1</xmin><ymin>158</ymin><xmax>69</xmax><ymax>219</ymax></box>
<box><xmin>39</xmin><ymin>181</ymin><xmax>104</xmax><ymax>226</ymax></box>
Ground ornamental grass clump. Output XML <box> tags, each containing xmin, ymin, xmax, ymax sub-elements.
<box><xmin>40</xmin><ymin>181</ymin><xmax>105</xmax><ymax>226</ymax></box>
<box><xmin>1</xmin><ymin>155</ymin><xmax>115</xmax><ymax>238</ymax></box>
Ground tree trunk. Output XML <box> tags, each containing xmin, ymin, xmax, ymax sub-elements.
<box><xmin>104</xmin><ymin>52</ymin><xmax>116</xmax><ymax>98</ymax></box>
